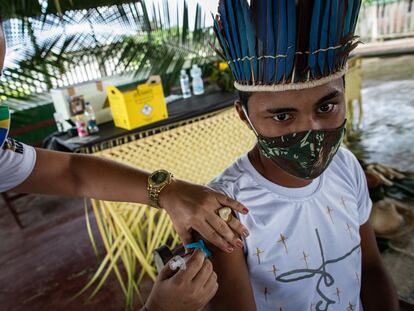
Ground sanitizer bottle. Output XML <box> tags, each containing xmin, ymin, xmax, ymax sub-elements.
<box><xmin>180</xmin><ymin>69</ymin><xmax>192</xmax><ymax>99</ymax></box>
<box><xmin>191</xmin><ymin>64</ymin><xmax>205</xmax><ymax>95</ymax></box>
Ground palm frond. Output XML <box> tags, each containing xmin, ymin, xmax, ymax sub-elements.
<box><xmin>1</xmin><ymin>0</ymin><xmax>218</xmax><ymax>102</ymax></box>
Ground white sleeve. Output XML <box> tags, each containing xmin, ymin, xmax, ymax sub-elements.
<box><xmin>0</xmin><ymin>139</ymin><xmax>37</xmax><ymax>193</ymax></box>
<box><xmin>353</xmin><ymin>156</ymin><xmax>373</xmax><ymax>226</ymax></box>
<box><xmin>208</xmin><ymin>179</ymin><xmax>235</xmax><ymax>200</ymax></box>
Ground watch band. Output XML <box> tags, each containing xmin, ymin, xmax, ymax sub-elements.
<box><xmin>147</xmin><ymin>170</ymin><xmax>173</xmax><ymax>208</ymax></box>
<box><xmin>148</xmin><ymin>187</ymin><xmax>161</xmax><ymax>208</ymax></box>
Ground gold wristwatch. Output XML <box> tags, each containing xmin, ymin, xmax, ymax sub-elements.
<box><xmin>147</xmin><ymin>170</ymin><xmax>174</xmax><ymax>208</ymax></box>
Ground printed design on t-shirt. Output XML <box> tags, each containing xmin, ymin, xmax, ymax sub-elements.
<box><xmin>301</xmin><ymin>251</ymin><xmax>311</xmax><ymax>269</ymax></box>
<box><xmin>2</xmin><ymin>138</ymin><xmax>24</xmax><ymax>154</ymax></box>
<box><xmin>277</xmin><ymin>233</ymin><xmax>289</xmax><ymax>254</ymax></box>
<box><xmin>345</xmin><ymin>223</ymin><xmax>354</xmax><ymax>240</ymax></box>
<box><xmin>326</xmin><ymin>206</ymin><xmax>334</xmax><ymax>224</ymax></box>
<box><xmin>334</xmin><ymin>287</ymin><xmax>341</xmax><ymax>303</ymax></box>
<box><xmin>263</xmin><ymin>287</ymin><xmax>270</xmax><ymax>301</ymax></box>
<box><xmin>347</xmin><ymin>301</ymin><xmax>356</xmax><ymax>311</ymax></box>
<box><xmin>341</xmin><ymin>197</ymin><xmax>350</xmax><ymax>212</ymax></box>
<box><xmin>355</xmin><ymin>272</ymin><xmax>360</xmax><ymax>285</ymax></box>
<box><xmin>262</xmin><ymin>286</ymin><xmax>284</xmax><ymax>311</ymax></box>
<box><xmin>275</xmin><ymin>229</ymin><xmax>360</xmax><ymax>311</ymax></box>
<box><xmin>269</xmin><ymin>264</ymin><xmax>280</xmax><ymax>281</ymax></box>
<box><xmin>255</xmin><ymin>247</ymin><xmax>264</xmax><ymax>264</ymax></box>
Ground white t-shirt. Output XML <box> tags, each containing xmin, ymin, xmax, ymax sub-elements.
<box><xmin>0</xmin><ymin>138</ymin><xmax>36</xmax><ymax>193</ymax></box>
<box><xmin>209</xmin><ymin>147</ymin><xmax>372</xmax><ymax>311</ymax></box>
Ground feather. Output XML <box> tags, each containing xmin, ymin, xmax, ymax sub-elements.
<box><xmin>328</xmin><ymin>0</ymin><xmax>339</xmax><ymax>72</ymax></box>
<box><xmin>318</xmin><ymin>0</ymin><xmax>331</xmax><ymax>76</ymax></box>
<box><xmin>350</xmin><ymin>0</ymin><xmax>362</xmax><ymax>33</ymax></box>
<box><xmin>226</xmin><ymin>0</ymin><xmax>244</xmax><ymax>81</ymax></box>
<box><xmin>251</xmin><ymin>0</ymin><xmax>266</xmax><ymax>83</ymax></box>
<box><xmin>210</xmin><ymin>0</ymin><xmax>361</xmax><ymax>88</ymax></box>
<box><xmin>276</xmin><ymin>0</ymin><xmax>287</xmax><ymax>83</ymax></box>
<box><xmin>218</xmin><ymin>0</ymin><xmax>242</xmax><ymax>80</ymax></box>
<box><xmin>338</xmin><ymin>41</ymin><xmax>360</xmax><ymax>59</ymax></box>
<box><xmin>309</xmin><ymin>0</ymin><xmax>323</xmax><ymax>78</ymax></box>
<box><xmin>241</xmin><ymin>0</ymin><xmax>258</xmax><ymax>83</ymax></box>
<box><xmin>265</xmin><ymin>0</ymin><xmax>275</xmax><ymax>84</ymax></box>
<box><xmin>235</xmin><ymin>0</ymin><xmax>252</xmax><ymax>83</ymax></box>
<box><xmin>286</xmin><ymin>0</ymin><xmax>296</xmax><ymax>81</ymax></box>
<box><xmin>294</xmin><ymin>0</ymin><xmax>313</xmax><ymax>82</ymax></box>
<box><xmin>210</xmin><ymin>42</ymin><xmax>226</xmax><ymax>61</ymax></box>
<box><xmin>212</xmin><ymin>13</ymin><xmax>239</xmax><ymax>80</ymax></box>
<box><xmin>334</xmin><ymin>0</ymin><xmax>348</xmax><ymax>70</ymax></box>
<box><xmin>343</xmin><ymin>0</ymin><xmax>354</xmax><ymax>36</ymax></box>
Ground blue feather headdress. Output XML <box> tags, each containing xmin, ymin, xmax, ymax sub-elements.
<box><xmin>213</xmin><ymin>0</ymin><xmax>362</xmax><ymax>92</ymax></box>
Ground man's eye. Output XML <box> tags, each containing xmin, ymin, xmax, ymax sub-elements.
<box><xmin>273</xmin><ymin>113</ymin><xmax>293</xmax><ymax>122</ymax></box>
<box><xmin>318</xmin><ymin>103</ymin><xmax>336</xmax><ymax>113</ymax></box>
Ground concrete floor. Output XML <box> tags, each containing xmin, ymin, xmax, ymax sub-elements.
<box><xmin>0</xmin><ymin>195</ymin><xmax>151</xmax><ymax>310</ymax></box>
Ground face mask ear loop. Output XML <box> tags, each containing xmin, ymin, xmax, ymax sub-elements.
<box><xmin>241</xmin><ymin>105</ymin><xmax>259</xmax><ymax>137</ymax></box>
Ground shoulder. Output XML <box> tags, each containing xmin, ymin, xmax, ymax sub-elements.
<box><xmin>328</xmin><ymin>146</ymin><xmax>366</xmax><ymax>190</ymax></box>
<box><xmin>333</xmin><ymin>146</ymin><xmax>360</xmax><ymax>166</ymax></box>
<box><xmin>208</xmin><ymin>156</ymin><xmax>248</xmax><ymax>199</ymax></box>
<box><xmin>0</xmin><ymin>138</ymin><xmax>37</xmax><ymax>192</ymax></box>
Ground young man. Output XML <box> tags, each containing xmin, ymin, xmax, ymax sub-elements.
<box><xmin>207</xmin><ymin>1</ymin><xmax>399</xmax><ymax>310</ymax></box>
<box><xmin>0</xmin><ymin>17</ymin><xmax>244</xmax><ymax>310</ymax></box>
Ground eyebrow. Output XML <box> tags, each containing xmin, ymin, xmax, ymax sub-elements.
<box><xmin>265</xmin><ymin>90</ymin><xmax>341</xmax><ymax>114</ymax></box>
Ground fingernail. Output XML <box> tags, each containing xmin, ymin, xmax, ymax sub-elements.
<box><xmin>236</xmin><ymin>239</ymin><xmax>244</xmax><ymax>249</ymax></box>
<box><xmin>243</xmin><ymin>208</ymin><xmax>249</xmax><ymax>214</ymax></box>
<box><xmin>226</xmin><ymin>247</ymin><xmax>234</xmax><ymax>253</ymax></box>
<box><xmin>243</xmin><ymin>230</ymin><xmax>250</xmax><ymax>238</ymax></box>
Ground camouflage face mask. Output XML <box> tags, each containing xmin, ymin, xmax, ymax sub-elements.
<box><xmin>242</xmin><ymin>106</ymin><xmax>346</xmax><ymax>180</ymax></box>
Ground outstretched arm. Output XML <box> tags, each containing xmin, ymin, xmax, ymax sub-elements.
<box><xmin>12</xmin><ymin>148</ymin><xmax>250</xmax><ymax>252</ymax></box>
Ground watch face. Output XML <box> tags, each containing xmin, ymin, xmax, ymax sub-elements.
<box><xmin>151</xmin><ymin>170</ymin><xmax>169</xmax><ymax>185</ymax></box>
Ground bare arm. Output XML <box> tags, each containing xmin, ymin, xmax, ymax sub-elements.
<box><xmin>360</xmin><ymin>222</ymin><xmax>399</xmax><ymax>311</ymax></box>
<box><xmin>207</xmin><ymin>246</ymin><xmax>256</xmax><ymax>311</ymax></box>
<box><xmin>12</xmin><ymin>148</ymin><xmax>249</xmax><ymax>252</ymax></box>
<box><xmin>14</xmin><ymin>148</ymin><xmax>151</xmax><ymax>204</ymax></box>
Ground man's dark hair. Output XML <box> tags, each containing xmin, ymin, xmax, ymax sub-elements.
<box><xmin>238</xmin><ymin>91</ymin><xmax>252</xmax><ymax>114</ymax></box>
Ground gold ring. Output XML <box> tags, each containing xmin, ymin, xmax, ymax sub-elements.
<box><xmin>218</xmin><ymin>207</ymin><xmax>233</xmax><ymax>223</ymax></box>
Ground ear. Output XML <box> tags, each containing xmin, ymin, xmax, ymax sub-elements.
<box><xmin>234</xmin><ymin>100</ymin><xmax>252</xmax><ymax>130</ymax></box>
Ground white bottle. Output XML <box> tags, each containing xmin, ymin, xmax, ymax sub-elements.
<box><xmin>180</xmin><ymin>69</ymin><xmax>192</xmax><ymax>99</ymax></box>
<box><xmin>84</xmin><ymin>102</ymin><xmax>99</xmax><ymax>134</ymax></box>
<box><xmin>191</xmin><ymin>64</ymin><xmax>205</xmax><ymax>95</ymax></box>
<box><xmin>53</xmin><ymin>112</ymin><xmax>65</xmax><ymax>132</ymax></box>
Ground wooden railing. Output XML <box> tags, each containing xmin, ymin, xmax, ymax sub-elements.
<box><xmin>358</xmin><ymin>0</ymin><xmax>414</xmax><ymax>41</ymax></box>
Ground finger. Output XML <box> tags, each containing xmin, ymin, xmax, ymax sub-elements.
<box><xmin>227</xmin><ymin>214</ymin><xmax>249</xmax><ymax>239</ymax></box>
<box><xmin>196</xmin><ymin>221</ymin><xmax>234</xmax><ymax>253</ymax></box>
<box><xmin>175</xmin><ymin>249</ymin><xmax>205</xmax><ymax>282</ymax></box>
<box><xmin>202</xmin><ymin>272</ymin><xmax>219</xmax><ymax>304</ymax></box>
<box><xmin>158</xmin><ymin>263</ymin><xmax>176</xmax><ymax>281</ymax></box>
<box><xmin>202</xmin><ymin>266</ymin><xmax>217</xmax><ymax>288</ymax></box>
<box><xmin>215</xmin><ymin>193</ymin><xmax>249</xmax><ymax>215</ymax></box>
<box><xmin>207</xmin><ymin>215</ymin><xmax>244</xmax><ymax>249</ymax></box>
<box><xmin>205</xmin><ymin>282</ymin><xmax>219</xmax><ymax>303</ymax></box>
<box><xmin>192</xmin><ymin>259</ymin><xmax>214</xmax><ymax>286</ymax></box>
